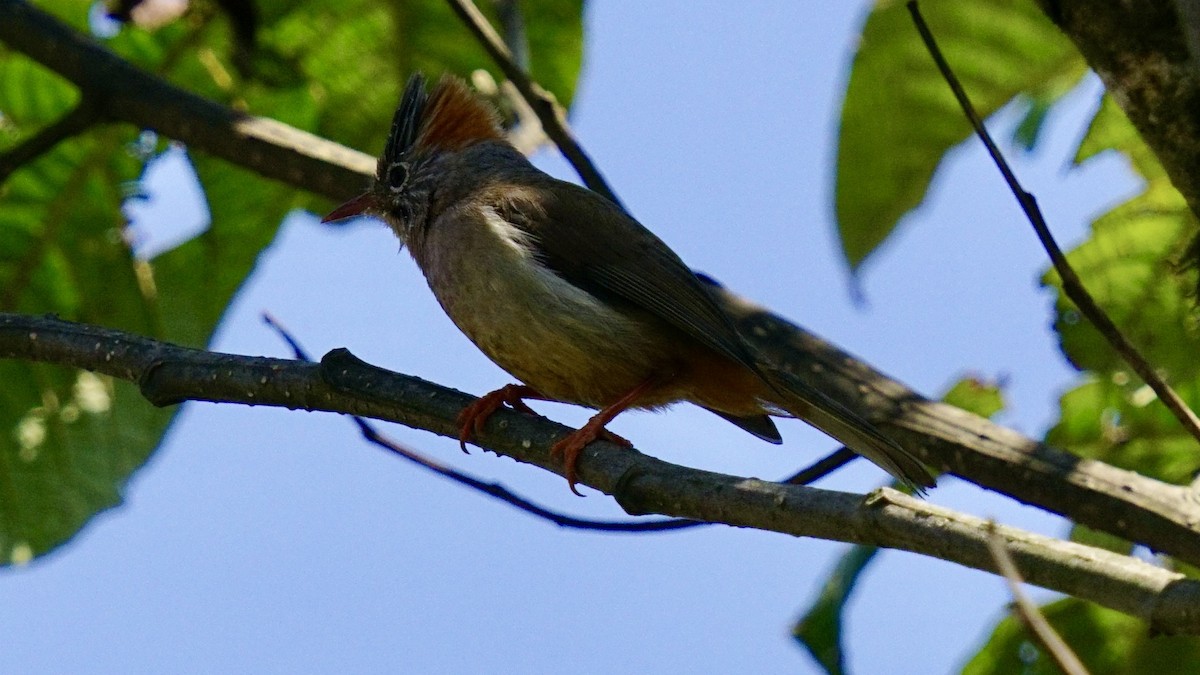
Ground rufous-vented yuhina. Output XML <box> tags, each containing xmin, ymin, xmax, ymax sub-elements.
<box><xmin>323</xmin><ymin>73</ymin><xmax>936</xmax><ymax>495</ymax></box>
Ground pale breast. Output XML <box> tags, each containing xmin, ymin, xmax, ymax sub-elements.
<box><xmin>411</xmin><ymin>203</ymin><xmax>677</xmax><ymax>407</ymax></box>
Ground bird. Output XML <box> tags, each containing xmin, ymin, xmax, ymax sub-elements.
<box><xmin>323</xmin><ymin>73</ymin><xmax>936</xmax><ymax>495</ymax></box>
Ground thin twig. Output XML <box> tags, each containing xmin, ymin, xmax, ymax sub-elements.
<box><xmin>907</xmin><ymin>0</ymin><xmax>1200</xmax><ymax>445</ymax></box>
<box><xmin>986</xmin><ymin>522</ymin><xmax>1091</xmax><ymax>675</ymax></box>
<box><xmin>260</xmin><ymin>313</ymin><xmax>858</xmax><ymax>533</ymax></box>
<box><xmin>443</xmin><ymin>0</ymin><xmax>623</xmax><ymax>209</ymax></box>
<box><xmin>0</xmin><ymin>101</ymin><xmax>101</xmax><ymax>183</ymax></box>
<box><xmin>785</xmin><ymin>447</ymin><xmax>857</xmax><ymax>484</ymax></box>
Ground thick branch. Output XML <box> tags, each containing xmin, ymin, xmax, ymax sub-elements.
<box><xmin>1044</xmin><ymin>1</ymin><xmax>1200</xmax><ymax>220</ymax></box>
<box><xmin>0</xmin><ymin>0</ymin><xmax>373</xmax><ymax>201</ymax></box>
<box><xmin>2</xmin><ymin>313</ymin><xmax>1199</xmax><ymax>635</ymax></box>
<box><xmin>710</xmin><ymin>289</ymin><xmax>1200</xmax><ymax>566</ymax></box>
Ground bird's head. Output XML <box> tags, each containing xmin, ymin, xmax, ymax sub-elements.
<box><xmin>321</xmin><ymin>73</ymin><xmax>505</xmax><ymax>242</ymax></box>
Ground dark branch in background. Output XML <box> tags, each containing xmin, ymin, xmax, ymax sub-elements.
<box><xmin>908</xmin><ymin>0</ymin><xmax>1200</xmax><ymax>445</ymax></box>
<box><xmin>260</xmin><ymin>312</ymin><xmax>699</xmax><ymax>533</ymax></box>
<box><xmin>0</xmin><ymin>0</ymin><xmax>373</xmax><ymax>201</ymax></box>
<box><xmin>443</xmin><ymin>0</ymin><xmax>623</xmax><ymax>209</ymax></box>
<box><xmin>1039</xmin><ymin>1</ymin><xmax>1200</xmax><ymax>223</ymax></box>
<box><xmin>3</xmin><ymin>313</ymin><xmax>1200</xmax><ymax>634</ymax></box>
<box><xmin>986</xmin><ymin>522</ymin><xmax>1090</xmax><ymax>675</ymax></box>
<box><xmin>0</xmin><ymin>100</ymin><xmax>101</xmax><ymax>183</ymax></box>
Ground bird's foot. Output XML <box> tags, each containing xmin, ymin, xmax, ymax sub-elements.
<box><xmin>551</xmin><ymin>420</ymin><xmax>633</xmax><ymax>496</ymax></box>
<box><xmin>457</xmin><ymin>384</ymin><xmax>543</xmax><ymax>452</ymax></box>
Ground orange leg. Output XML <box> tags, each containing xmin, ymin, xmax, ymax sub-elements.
<box><xmin>552</xmin><ymin>378</ymin><xmax>658</xmax><ymax>496</ymax></box>
<box><xmin>456</xmin><ymin>384</ymin><xmax>545</xmax><ymax>452</ymax></box>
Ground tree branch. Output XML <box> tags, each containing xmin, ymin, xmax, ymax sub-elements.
<box><xmin>986</xmin><ymin>522</ymin><xmax>1090</xmax><ymax>675</ymax></box>
<box><xmin>442</xmin><ymin>0</ymin><xmax>623</xmax><ymax>208</ymax></box>
<box><xmin>0</xmin><ymin>0</ymin><xmax>373</xmax><ymax>202</ymax></box>
<box><xmin>1042</xmin><ymin>1</ymin><xmax>1200</xmax><ymax>221</ymax></box>
<box><xmin>909</xmin><ymin>0</ymin><xmax>1200</xmax><ymax>448</ymax></box>
<box><xmin>260</xmin><ymin>312</ymin><xmax>704</xmax><ymax>533</ymax></box>
<box><xmin>2</xmin><ymin>312</ymin><xmax>1199</xmax><ymax>635</ymax></box>
<box><xmin>708</xmin><ymin>288</ymin><xmax>1200</xmax><ymax>567</ymax></box>
<box><xmin>0</xmin><ymin>100</ymin><xmax>102</xmax><ymax>183</ymax></box>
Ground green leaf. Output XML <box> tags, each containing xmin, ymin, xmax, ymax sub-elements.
<box><xmin>942</xmin><ymin>375</ymin><xmax>1007</xmax><ymax>419</ymax></box>
<box><xmin>247</xmin><ymin>0</ymin><xmax>584</xmax><ymax>160</ymax></box>
<box><xmin>962</xmin><ymin>598</ymin><xmax>1200</xmax><ymax>674</ymax></box>
<box><xmin>0</xmin><ymin>52</ymin><xmax>79</xmax><ymax>134</ymax></box>
<box><xmin>1068</xmin><ymin>523</ymin><xmax>1133</xmax><ymax>555</ymax></box>
<box><xmin>836</xmin><ymin>0</ymin><xmax>1085</xmax><ymax>271</ymax></box>
<box><xmin>0</xmin><ymin>0</ymin><xmax>588</xmax><ymax>565</ymax></box>
<box><xmin>0</xmin><ymin>128</ymin><xmax>161</xmax><ymax>563</ymax></box>
<box><xmin>1042</xmin><ymin>96</ymin><xmax>1200</xmax><ymax>484</ymax></box>
<box><xmin>1012</xmin><ymin>94</ymin><xmax>1050</xmax><ymax>152</ymax></box>
<box><xmin>1046</xmin><ymin>379</ymin><xmax>1200</xmax><ymax>483</ymax></box>
<box><xmin>153</xmin><ymin>154</ymin><xmax>298</xmax><ymax>346</ymax></box>
<box><xmin>522</xmin><ymin>0</ymin><xmax>584</xmax><ymax>107</ymax></box>
<box><xmin>793</xmin><ymin>544</ymin><xmax>880</xmax><ymax>675</ymax></box>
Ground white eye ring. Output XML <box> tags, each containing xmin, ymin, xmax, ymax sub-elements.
<box><xmin>387</xmin><ymin>161</ymin><xmax>409</xmax><ymax>191</ymax></box>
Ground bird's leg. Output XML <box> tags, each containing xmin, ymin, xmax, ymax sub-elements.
<box><xmin>457</xmin><ymin>383</ymin><xmax>546</xmax><ymax>452</ymax></box>
<box><xmin>552</xmin><ymin>377</ymin><xmax>659</xmax><ymax>496</ymax></box>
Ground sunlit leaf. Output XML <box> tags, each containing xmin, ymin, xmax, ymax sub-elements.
<box><xmin>1</xmin><ymin>0</ymin><xmax>586</xmax><ymax>564</ymax></box>
<box><xmin>836</xmin><ymin>0</ymin><xmax>1084</xmax><ymax>272</ymax></box>
<box><xmin>793</xmin><ymin>544</ymin><xmax>879</xmax><ymax>675</ymax></box>
<box><xmin>962</xmin><ymin>598</ymin><xmax>1200</xmax><ymax>674</ymax></box>
<box><xmin>942</xmin><ymin>375</ymin><xmax>1007</xmax><ymax>419</ymax></box>
<box><xmin>1043</xmin><ymin>96</ymin><xmax>1200</xmax><ymax>484</ymax></box>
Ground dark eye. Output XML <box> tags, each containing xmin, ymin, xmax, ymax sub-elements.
<box><xmin>386</xmin><ymin>162</ymin><xmax>409</xmax><ymax>190</ymax></box>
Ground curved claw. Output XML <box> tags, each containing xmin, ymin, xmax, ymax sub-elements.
<box><xmin>551</xmin><ymin>421</ymin><xmax>635</xmax><ymax>497</ymax></box>
<box><xmin>456</xmin><ymin>384</ymin><xmax>544</xmax><ymax>453</ymax></box>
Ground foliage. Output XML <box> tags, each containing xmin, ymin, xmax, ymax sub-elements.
<box><xmin>835</xmin><ymin>0</ymin><xmax>1085</xmax><ymax>272</ymax></box>
<box><xmin>818</xmin><ymin>0</ymin><xmax>1200</xmax><ymax>671</ymax></box>
<box><xmin>963</xmin><ymin>598</ymin><xmax>1200</xmax><ymax>674</ymax></box>
<box><xmin>0</xmin><ymin>0</ymin><xmax>583</xmax><ymax>563</ymax></box>
<box><xmin>5</xmin><ymin>0</ymin><xmax>1200</xmax><ymax>670</ymax></box>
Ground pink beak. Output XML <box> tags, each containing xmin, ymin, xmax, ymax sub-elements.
<box><xmin>321</xmin><ymin>192</ymin><xmax>376</xmax><ymax>223</ymax></box>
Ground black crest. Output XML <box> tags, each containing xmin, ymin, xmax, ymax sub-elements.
<box><xmin>381</xmin><ymin>73</ymin><xmax>429</xmax><ymax>169</ymax></box>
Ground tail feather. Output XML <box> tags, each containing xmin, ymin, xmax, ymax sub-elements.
<box><xmin>704</xmin><ymin>408</ymin><xmax>783</xmax><ymax>444</ymax></box>
<box><xmin>764</xmin><ymin>369</ymin><xmax>936</xmax><ymax>492</ymax></box>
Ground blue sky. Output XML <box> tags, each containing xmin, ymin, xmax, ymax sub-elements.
<box><xmin>1</xmin><ymin>3</ymin><xmax>1138</xmax><ymax>673</ymax></box>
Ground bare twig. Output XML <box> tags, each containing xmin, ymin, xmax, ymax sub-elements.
<box><xmin>907</xmin><ymin>0</ymin><xmax>1200</xmax><ymax>445</ymax></box>
<box><xmin>0</xmin><ymin>100</ymin><xmax>102</xmax><ymax>183</ymax></box>
<box><xmin>987</xmin><ymin>522</ymin><xmax>1091</xmax><ymax>675</ymax></box>
<box><xmin>784</xmin><ymin>447</ymin><xmax>857</xmax><ymax>485</ymax></box>
<box><xmin>443</xmin><ymin>0</ymin><xmax>623</xmax><ymax>209</ymax></box>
